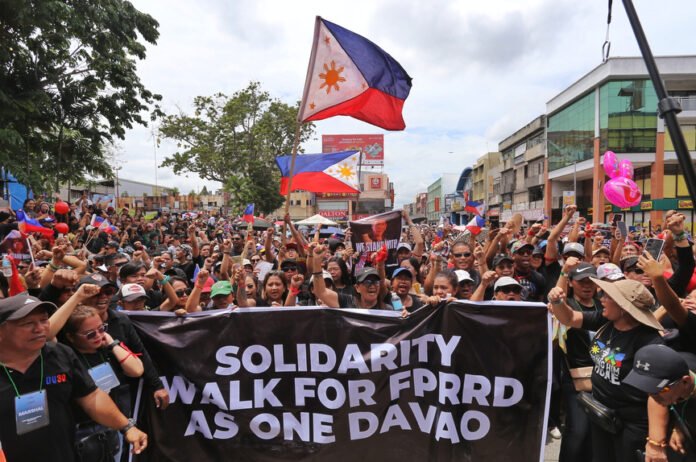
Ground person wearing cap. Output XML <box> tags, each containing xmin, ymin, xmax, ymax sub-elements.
<box><xmin>510</xmin><ymin>240</ymin><xmax>546</xmax><ymax>302</ymax></box>
<box><xmin>0</xmin><ymin>294</ymin><xmax>148</xmax><ymax>461</ymax></box>
<box><xmin>449</xmin><ymin>241</ymin><xmax>481</xmax><ymax>287</ymax></box>
<box><xmin>454</xmin><ymin>269</ymin><xmax>475</xmax><ymax>300</ymax></box>
<box><xmin>624</xmin><ymin>345</ymin><xmax>696</xmax><ymax>461</ymax></box>
<box><xmin>591</xmin><ymin>247</ymin><xmax>611</xmax><ymax>267</ymax></box>
<box><xmin>396</xmin><ymin>242</ymin><xmax>412</xmax><ymax>263</ymax></box>
<box><xmin>597</xmin><ymin>263</ymin><xmax>625</xmax><ymax>282</ymax></box>
<box><xmin>531</xmin><ymin>244</ymin><xmax>545</xmax><ymax>272</ymax></box>
<box><xmin>312</xmin><ymin>245</ymin><xmax>391</xmax><ymax>309</ymax></box>
<box><xmin>51</xmin><ymin>273</ymin><xmax>172</xmax><ymax>412</ymax></box>
<box><xmin>210</xmin><ymin>280</ymin><xmax>235</xmax><ymax>310</ymax></box>
<box><xmin>119</xmin><ymin>283</ymin><xmax>149</xmax><ymax>311</ymax></box>
<box><xmin>563</xmin><ymin>242</ymin><xmax>586</xmax><ymax>260</ymax></box>
<box><xmin>288</xmin><ymin>270</ymin><xmax>332</xmax><ymax>307</ymax></box>
<box><xmin>491</xmin><ymin>276</ymin><xmax>523</xmax><ymax>301</ymax></box>
<box><xmin>548</xmin><ymin>278</ymin><xmax>664</xmax><ymax>462</ymax></box>
<box><xmin>174</xmin><ymin>243</ymin><xmax>195</xmax><ymax>282</ymax></box>
<box><xmin>390</xmin><ymin>267</ymin><xmax>424</xmax><ymax>313</ymax></box>
<box><xmin>548</xmin><ymin>262</ymin><xmax>602</xmax><ymax>462</ymax></box>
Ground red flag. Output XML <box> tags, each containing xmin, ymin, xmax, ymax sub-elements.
<box><xmin>7</xmin><ymin>256</ymin><xmax>25</xmax><ymax>296</ymax></box>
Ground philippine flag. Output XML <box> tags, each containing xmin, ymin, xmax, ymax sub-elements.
<box><xmin>464</xmin><ymin>201</ymin><xmax>486</xmax><ymax>216</ymax></box>
<box><xmin>16</xmin><ymin>210</ymin><xmax>54</xmax><ymax>238</ymax></box>
<box><xmin>276</xmin><ymin>151</ymin><xmax>360</xmax><ymax>194</ymax></box>
<box><xmin>243</xmin><ymin>204</ymin><xmax>254</xmax><ymax>223</ymax></box>
<box><xmin>298</xmin><ymin>17</ymin><xmax>412</xmax><ymax>131</ymax></box>
<box><xmin>465</xmin><ymin>216</ymin><xmax>486</xmax><ymax>236</ymax></box>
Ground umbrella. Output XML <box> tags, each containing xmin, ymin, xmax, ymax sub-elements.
<box><xmin>320</xmin><ymin>226</ymin><xmax>345</xmax><ymax>237</ymax></box>
<box><xmin>294</xmin><ymin>214</ymin><xmax>338</xmax><ymax>226</ymax></box>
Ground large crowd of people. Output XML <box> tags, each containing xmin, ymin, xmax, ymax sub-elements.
<box><xmin>0</xmin><ymin>196</ymin><xmax>694</xmax><ymax>462</ymax></box>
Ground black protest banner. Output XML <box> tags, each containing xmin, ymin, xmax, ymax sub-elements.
<box><xmin>348</xmin><ymin>210</ymin><xmax>402</xmax><ymax>273</ymax></box>
<box><xmin>128</xmin><ymin>302</ymin><xmax>550</xmax><ymax>462</ymax></box>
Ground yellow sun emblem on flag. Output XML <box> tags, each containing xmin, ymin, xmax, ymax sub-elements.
<box><xmin>336</xmin><ymin>163</ymin><xmax>355</xmax><ymax>179</ymax></box>
<box><xmin>590</xmin><ymin>345</ymin><xmax>600</xmax><ymax>354</ymax></box>
<box><xmin>319</xmin><ymin>60</ymin><xmax>346</xmax><ymax>94</ymax></box>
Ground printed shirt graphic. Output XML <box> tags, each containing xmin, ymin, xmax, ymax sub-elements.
<box><xmin>299</xmin><ymin>21</ymin><xmax>369</xmax><ymax>121</ymax></box>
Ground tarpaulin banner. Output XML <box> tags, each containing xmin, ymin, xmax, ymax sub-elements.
<box><xmin>349</xmin><ymin>210</ymin><xmax>402</xmax><ymax>273</ymax></box>
<box><xmin>128</xmin><ymin>302</ymin><xmax>551</xmax><ymax>462</ymax></box>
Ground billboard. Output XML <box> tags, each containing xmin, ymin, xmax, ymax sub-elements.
<box><xmin>322</xmin><ymin>134</ymin><xmax>384</xmax><ymax>166</ymax></box>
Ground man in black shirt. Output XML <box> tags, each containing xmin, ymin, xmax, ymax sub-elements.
<box><xmin>625</xmin><ymin>345</ymin><xmax>696</xmax><ymax>461</ymax></box>
<box><xmin>510</xmin><ymin>241</ymin><xmax>546</xmax><ymax>302</ymax></box>
<box><xmin>0</xmin><ymin>294</ymin><xmax>147</xmax><ymax>461</ymax></box>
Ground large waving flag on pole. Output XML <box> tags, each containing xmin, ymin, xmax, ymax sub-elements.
<box><xmin>297</xmin><ymin>17</ymin><xmax>412</xmax><ymax>131</ymax></box>
<box><xmin>242</xmin><ymin>204</ymin><xmax>255</xmax><ymax>223</ymax></box>
<box><xmin>464</xmin><ymin>200</ymin><xmax>486</xmax><ymax>216</ymax></box>
<box><xmin>276</xmin><ymin>151</ymin><xmax>360</xmax><ymax>194</ymax></box>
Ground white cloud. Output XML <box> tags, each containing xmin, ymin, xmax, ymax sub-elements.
<box><xmin>121</xmin><ymin>0</ymin><xmax>696</xmax><ymax>206</ymax></box>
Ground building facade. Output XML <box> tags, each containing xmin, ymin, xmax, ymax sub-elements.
<box><xmin>545</xmin><ymin>56</ymin><xmax>696</xmax><ymax>231</ymax></box>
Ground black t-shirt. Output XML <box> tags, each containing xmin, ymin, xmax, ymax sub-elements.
<box><xmin>404</xmin><ymin>294</ymin><xmax>426</xmax><ymax>313</ymax></box>
<box><xmin>70</xmin><ymin>347</ymin><xmax>133</xmax><ymax>424</ymax></box>
<box><xmin>539</xmin><ymin>260</ymin><xmax>562</xmax><ymax>299</ymax></box>
<box><xmin>514</xmin><ymin>270</ymin><xmax>546</xmax><ymax>302</ymax></box>
<box><xmin>0</xmin><ymin>342</ymin><xmax>97</xmax><ymax>462</ymax></box>
<box><xmin>338</xmin><ymin>293</ymin><xmax>394</xmax><ymax>310</ymax></box>
<box><xmin>565</xmin><ymin>297</ymin><xmax>602</xmax><ymax>368</ymax></box>
<box><xmin>106</xmin><ymin>309</ymin><xmax>163</xmax><ymax>392</ymax></box>
<box><xmin>582</xmin><ymin>312</ymin><xmax>663</xmax><ymax>410</ymax></box>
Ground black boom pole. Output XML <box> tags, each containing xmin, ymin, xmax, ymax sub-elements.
<box><xmin>622</xmin><ymin>0</ymin><xmax>696</xmax><ymax>207</ymax></box>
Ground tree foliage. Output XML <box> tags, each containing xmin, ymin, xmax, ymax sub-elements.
<box><xmin>158</xmin><ymin>82</ymin><xmax>315</xmax><ymax>214</ymax></box>
<box><xmin>0</xmin><ymin>0</ymin><xmax>162</xmax><ymax>193</ymax></box>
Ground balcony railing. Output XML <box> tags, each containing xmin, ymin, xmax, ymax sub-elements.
<box><xmin>675</xmin><ymin>96</ymin><xmax>696</xmax><ymax>112</ymax></box>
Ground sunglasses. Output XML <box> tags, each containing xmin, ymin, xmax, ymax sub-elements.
<box><xmin>78</xmin><ymin>323</ymin><xmax>108</xmax><ymax>340</ymax></box>
<box><xmin>175</xmin><ymin>288</ymin><xmax>193</xmax><ymax>297</ymax></box>
<box><xmin>360</xmin><ymin>279</ymin><xmax>381</xmax><ymax>287</ymax></box>
<box><xmin>231</xmin><ymin>237</ymin><xmax>242</xmax><ymax>241</ymax></box>
<box><xmin>251</xmin><ymin>258</ymin><xmax>260</xmax><ymax>263</ymax></box>
<box><xmin>453</xmin><ymin>252</ymin><xmax>472</xmax><ymax>258</ymax></box>
<box><xmin>496</xmin><ymin>263</ymin><xmax>514</xmax><ymax>269</ymax></box>
<box><xmin>516</xmin><ymin>250</ymin><xmax>533</xmax><ymax>256</ymax></box>
<box><xmin>657</xmin><ymin>378</ymin><xmax>681</xmax><ymax>395</ymax></box>
<box><xmin>628</xmin><ymin>268</ymin><xmax>644</xmax><ymax>275</ymax></box>
<box><xmin>498</xmin><ymin>286</ymin><xmax>522</xmax><ymax>294</ymax></box>
<box><xmin>282</xmin><ymin>266</ymin><xmax>298</xmax><ymax>272</ymax></box>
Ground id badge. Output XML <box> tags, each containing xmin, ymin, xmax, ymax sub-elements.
<box><xmin>15</xmin><ymin>390</ymin><xmax>49</xmax><ymax>435</ymax></box>
<box><xmin>88</xmin><ymin>362</ymin><xmax>120</xmax><ymax>392</ymax></box>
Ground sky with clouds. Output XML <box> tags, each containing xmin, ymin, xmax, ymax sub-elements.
<box><xmin>121</xmin><ymin>0</ymin><xmax>696</xmax><ymax>207</ymax></box>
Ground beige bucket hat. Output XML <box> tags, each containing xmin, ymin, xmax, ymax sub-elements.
<box><xmin>590</xmin><ymin>277</ymin><xmax>663</xmax><ymax>330</ymax></box>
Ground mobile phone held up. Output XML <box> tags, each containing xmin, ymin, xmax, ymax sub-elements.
<box><xmin>617</xmin><ymin>221</ymin><xmax>628</xmax><ymax>240</ymax></box>
<box><xmin>644</xmin><ymin>238</ymin><xmax>665</xmax><ymax>261</ymax></box>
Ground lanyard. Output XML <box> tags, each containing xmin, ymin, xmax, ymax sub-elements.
<box><xmin>1</xmin><ymin>352</ymin><xmax>44</xmax><ymax>398</ymax></box>
<box><xmin>78</xmin><ymin>351</ymin><xmax>108</xmax><ymax>368</ymax></box>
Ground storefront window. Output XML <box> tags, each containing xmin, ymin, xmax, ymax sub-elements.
<box><xmin>548</xmin><ymin>92</ymin><xmax>595</xmax><ymax>172</ymax></box>
<box><xmin>663</xmin><ymin>164</ymin><xmax>678</xmax><ymax>198</ymax></box>
<box><xmin>599</xmin><ymin>80</ymin><xmax>657</xmax><ymax>153</ymax></box>
<box><xmin>665</xmin><ymin>124</ymin><xmax>696</xmax><ymax>151</ymax></box>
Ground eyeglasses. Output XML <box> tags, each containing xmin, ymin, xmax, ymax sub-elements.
<box><xmin>498</xmin><ymin>286</ymin><xmax>522</xmax><ymax>294</ymax></box>
<box><xmin>360</xmin><ymin>279</ymin><xmax>381</xmax><ymax>287</ymax></box>
<box><xmin>175</xmin><ymin>288</ymin><xmax>192</xmax><ymax>297</ymax></box>
<box><xmin>453</xmin><ymin>252</ymin><xmax>472</xmax><ymax>258</ymax></box>
<box><xmin>282</xmin><ymin>266</ymin><xmax>298</xmax><ymax>272</ymax></box>
<box><xmin>628</xmin><ymin>268</ymin><xmax>644</xmax><ymax>275</ymax></box>
<box><xmin>77</xmin><ymin>323</ymin><xmax>108</xmax><ymax>340</ymax></box>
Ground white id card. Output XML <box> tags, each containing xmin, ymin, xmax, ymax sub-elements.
<box><xmin>88</xmin><ymin>362</ymin><xmax>120</xmax><ymax>392</ymax></box>
<box><xmin>15</xmin><ymin>390</ymin><xmax>49</xmax><ymax>435</ymax></box>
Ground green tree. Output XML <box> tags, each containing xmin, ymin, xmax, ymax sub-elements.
<box><xmin>170</xmin><ymin>187</ymin><xmax>180</xmax><ymax>197</ymax></box>
<box><xmin>0</xmin><ymin>0</ymin><xmax>162</xmax><ymax>194</ymax></box>
<box><xmin>158</xmin><ymin>82</ymin><xmax>314</xmax><ymax>214</ymax></box>
<box><xmin>200</xmin><ymin>186</ymin><xmax>209</xmax><ymax>196</ymax></box>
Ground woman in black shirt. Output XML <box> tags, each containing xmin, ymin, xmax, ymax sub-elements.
<box><xmin>549</xmin><ymin>278</ymin><xmax>664</xmax><ymax>462</ymax></box>
<box><xmin>63</xmin><ymin>305</ymin><xmax>144</xmax><ymax>461</ymax></box>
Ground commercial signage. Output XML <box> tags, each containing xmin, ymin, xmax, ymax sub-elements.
<box><xmin>315</xmin><ymin>192</ymin><xmax>359</xmax><ymax>199</ymax></box>
<box><xmin>679</xmin><ymin>200</ymin><xmax>693</xmax><ymax>209</ymax></box>
<box><xmin>322</xmin><ymin>135</ymin><xmax>384</xmax><ymax>166</ymax></box>
<box><xmin>369</xmin><ymin>176</ymin><xmax>383</xmax><ymax>190</ymax></box>
<box><xmin>318</xmin><ymin>210</ymin><xmax>347</xmax><ymax>219</ymax></box>
<box><xmin>640</xmin><ymin>201</ymin><xmax>653</xmax><ymax>210</ymax></box>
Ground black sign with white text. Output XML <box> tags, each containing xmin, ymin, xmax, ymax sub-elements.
<box><xmin>128</xmin><ymin>302</ymin><xmax>550</xmax><ymax>462</ymax></box>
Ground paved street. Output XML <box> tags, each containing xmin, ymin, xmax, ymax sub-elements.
<box><xmin>544</xmin><ymin>437</ymin><xmax>561</xmax><ymax>462</ymax></box>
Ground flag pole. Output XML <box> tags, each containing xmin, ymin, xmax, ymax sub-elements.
<box><xmin>283</xmin><ymin>16</ymin><xmax>321</xmax><ymax>237</ymax></box>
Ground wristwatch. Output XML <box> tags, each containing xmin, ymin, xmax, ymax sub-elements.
<box><xmin>119</xmin><ymin>417</ymin><xmax>137</xmax><ymax>435</ymax></box>
<box><xmin>107</xmin><ymin>340</ymin><xmax>122</xmax><ymax>351</ymax></box>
